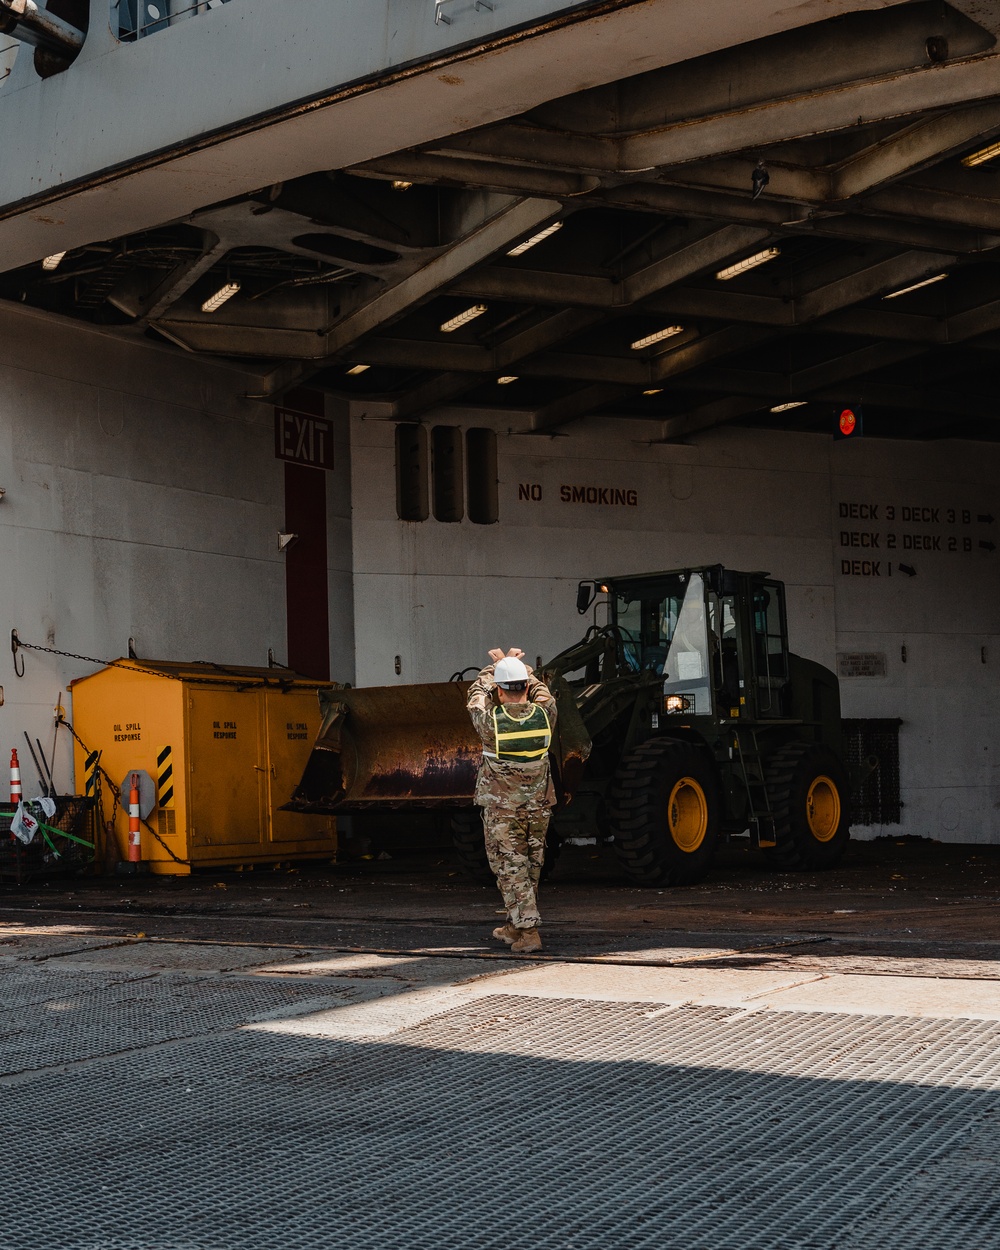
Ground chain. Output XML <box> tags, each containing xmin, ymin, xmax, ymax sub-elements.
<box><xmin>60</xmin><ymin>717</ymin><xmax>189</xmax><ymax>866</ymax></box>
<box><xmin>10</xmin><ymin>632</ymin><xmax>327</xmax><ymax>693</ymax></box>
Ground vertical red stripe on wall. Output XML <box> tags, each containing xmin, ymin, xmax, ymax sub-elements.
<box><xmin>281</xmin><ymin>389</ymin><xmax>329</xmax><ymax>679</ymax></box>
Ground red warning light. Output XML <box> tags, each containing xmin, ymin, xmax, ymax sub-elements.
<box><xmin>839</xmin><ymin>408</ymin><xmax>857</xmax><ymax>436</ymax></box>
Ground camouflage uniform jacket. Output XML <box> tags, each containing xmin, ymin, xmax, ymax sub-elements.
<box><xmin>466</xmin><ymin>664</ymin><xmax>558</xmax><ymax>811</ymax></box>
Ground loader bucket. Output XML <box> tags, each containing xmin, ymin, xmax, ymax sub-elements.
<box><xmin>286</xmin><ymin>682</ymin><xmax>481</xmax><ymax>812</ymax></box>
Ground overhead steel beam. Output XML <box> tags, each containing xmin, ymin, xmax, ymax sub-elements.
<box><xmin>510</xmin><ymin>249</ymin><xmax>970</xmax><ymax>432</ymax></box>
<box><xmin>651</xmin><ymin>396</ymin><xmax>764</xmax><ymax>442</ymax></box>
<box><xmin>523</xmin><ymin>352</ymin><xmax>644</xmax><ymax>385</ymax></box>
<box><xmin>809</xmin><ymin>380</ymin><xmax>999</xmax><ymax>420</ymax></box>
<box><xmin>450</xmin><ymin>226</ymin><xmax>774</xmax><ymax>311</ymax></box>
<box><xmin>384</xmin><ymin>372</ymin><xmax>475</xmax><ymax>420</ymax></box>
<box><xmin>355</xmin><ymin>338</ymin><xmax>491</xmax><ymax>372</ymax></box>
<box><xmin>815</xmin><ymin>306</ymin><xmax>942</xmax><ymax>343</ymax></box>
<box><xmin>654</xmin><ymin>339</ymin><xmax>934</xmax><ymax>440</ymax></box>
<box><xmin>648</xmin><ymin>104</ymin><xmax>1000</xmax><ymax>206</ymax></box>
<box><xmin>131</xmin><ymin>233</ymin><xmax>226</xmax><ymax>324</ymax></box>
<box><xmin>318</xmin><ymin>196</ymin><xmax>562</xmax><ymax>352</ymax></box>
<box><xmin>494</xmin><ymin>308</ymin><xmax>604</xmax><ymax>369</ymax></box>
<box><xmin>456</xmin><ymin>264</ymin><xmax>939</xmax><ymax>335</ymax></box>
<box><xmin>831</xmin><ymin>103</ymin><xmax>1000</xmax><ymax>200</ymax></box>
<box><xmin>945</xmin><ymin>297</ymin><xmax>1000</xmax><ymax>340</ymax></box>
<box><xmin>433</xmin><ymin>6</ymin><xmax>995</xmax><ymax>172</ymax></box>
<box><xmin>365</xmin><ymin>309</ymin><xmax>610</xmax><ymax>420</ymax></box>
<box><xmin>451</xmin><ymin>266</ymin><xmax>611</xmax><ymax>307</ymax></box>
<box><xmin>618</xmin><ymin>226</ymin><xmax>772</xmax><ymax>305</ymax></box>
<box><xmin>651</xmin><ymin>325</ymin><xmax>781</xmax><ymax>385</ymax></box>
<box><xmin>342</xmin><ymin>336</ymin><xmax>645</xmax><ymax>385</ymax></box>
<box><xmin>418</xmin><ymin>12</ymin><xmax>999</xmax><ymax>184</ymax></box>
<box><xmin>790</xmin><ymin>342</ymin><xmax>926</xmax><ymax>392</ymax></box>
<box><xmin>359</xmin><ymin>227</ymin><xmax>777</xmax><ymax>421</ymax></box>
<box><xmin>796</xmin><ymin>251</ymin><xmax>956</xmax><ymax>321</ymax></box>
<box><xmin>682</xmin><ymin>366</ymin><xmax>998</xmax><ymax>416</ymax></box>
<box><xmin>861</xmin><ymin>179</ymin><xmax>1000</xmax><ymax>232</ymax></box>
<box><xmin>532</xmin><ymin>383</ymin><xmax>633</xmax><ymax>433</ymax></box>
<box><xmin>620</xmin><ymin>54</ymin><xmax>1000</xmax><ymax>170</ymax></box>
<box><xmin>353</xmin><ymin>155</ymin><xmax>599</xmax><ymax>199</ymax></box>
<box><xmin>243</xmin><ymin>196</ymin><xmax>563</xmax><ymax>394</ymax></box>
<box><xmin>322</xmin><ymin>196</ymin><xmax>560</xmax><ymax>351</ymax></box>
<box><xmin>597</xmin><ymin>182</ymin><xmax>999</xmax><ymax>254</ymax></box>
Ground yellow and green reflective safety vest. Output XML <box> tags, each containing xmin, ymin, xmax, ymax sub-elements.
<box><xmin>492</xmin><ymin>703</ymin><xmax>552</xmax><ymax>761</ymax></box>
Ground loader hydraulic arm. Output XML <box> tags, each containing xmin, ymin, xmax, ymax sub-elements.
<box><xmin>545</xmin><ymin>625</ymin><xmax>633</xmax><ymax>684</ymax></box>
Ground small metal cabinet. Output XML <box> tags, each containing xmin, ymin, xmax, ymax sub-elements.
<box><xmin>70</xmin><ymin>660</ymin><xmax>336</xmax><ymax>874</ymax></box>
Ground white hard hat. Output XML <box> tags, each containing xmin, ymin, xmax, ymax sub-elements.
<box><xmin>494</xmin><ymin>656</ymin><xmax>529</xmax><ymax>687</ymax></box>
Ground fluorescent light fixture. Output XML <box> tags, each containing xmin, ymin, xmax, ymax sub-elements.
<box><xmin>346</xmin><ymin>364</ymin><xmax>370</xmax><ymax>375</ymax></box>
<box><xmin>716</xmin><ymin>246</ymin><xmax>781</xmax><ymax>281</ymax></box>
<box><xmin>497</xmin><ymin>375</ymin><xmax>518</xmax><ymax>384</ymax></box>
<box><xmin>391</xmin><ymin>180</ymin><xmax>413</xmax><ymax>191</ymax></box>
<box><xmin>643</xmin><ymin>389</ymin><xmax>663</xmax><ymax>396</ymax></box>
<box><xmin>882</xmin><ymin>273</ymin><xmax>948</xmax><ymax>300</ymax></box>
<box><xmin>630</xmin><ymin>326</ymin><xmax>684</xmax><ymax>351</ymax></box>
<box><xmin>41</xmin><ymin>252</ymin><xmax>66</xmax><ymax>272</ymax></box>
<box><xmin>770</xmin><ymin>401</ymin><xmax>807</xmax><ymax>412</ymax></box>
<box><xmin>506</xmin><ymin>222</ymin><xmax>563</xmax><ymax>257</ymax></box>
<box><xmin>201</xmin><ymin>281</ymin><xmax>240</xmax><ymax>313</ymax></box>
<box><xmin>440</xmin><ymin>304</ymin><xmax>487</xmax><ymax>333</ymax></box>
<box><xmin>962</xmin><ymin>140</ymin><xmax>1000</xmax><ymax>168</ymax></box>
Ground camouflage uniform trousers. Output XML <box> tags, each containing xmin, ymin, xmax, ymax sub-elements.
<box><xmin>482</xmin><ymin>805</ymin><xmax>551</xmax><ymax>929</ymax></box>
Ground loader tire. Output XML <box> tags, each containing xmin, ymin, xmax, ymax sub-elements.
<box><xmin>609</xmin><ymin>740</ymin><xmax>719</xmax><ymax>886</ymax></box>
<box><xmin>764</xmin><ymin>742</ymin><xmax>850</xmax><ymax>871</ymax></box>
<box><xmin>451</xmin><ymin>809</ymin><xmax>494</xmax><ymax>884</ymax></box>
<box><xmin>450</xmin><ymin>809</ymin><xmax>560</xmax><ymax>885</ymax></box>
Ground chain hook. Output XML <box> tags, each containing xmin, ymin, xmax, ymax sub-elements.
<box><xmin>10</xmin><ymin>629</ymin><xmax>24</xmax><ymax>678</ymax></box>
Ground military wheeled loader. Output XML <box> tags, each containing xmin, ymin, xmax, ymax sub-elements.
<box><xmin>288</xmin><ymin>566</ymin><xmax>859</xmax><ymax>887</ymax></box>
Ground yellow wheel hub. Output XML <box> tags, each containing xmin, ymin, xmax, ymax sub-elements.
<box><xmin>667</xmin><ymin>776</ymin><xmax>708</xmax><ymax>852</ymax></box>
<box><xmin>806</xmin><ymin>775</ymin><xmax>841</xmax><ymax>842</ymax></box>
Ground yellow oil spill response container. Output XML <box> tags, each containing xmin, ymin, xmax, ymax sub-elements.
<box><xmin>70</xmin><ymin>660</ymin><xmax>336</xmax><ymax>875</ymax></box>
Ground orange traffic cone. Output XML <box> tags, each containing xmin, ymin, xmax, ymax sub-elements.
<box><xmin>10</xmin><ymin>749</ymin><xmax>22</xmax><ymax>805</ymax></box>
<box><xmin>127</xmin><ymin>773</ymin><xmax>141</xmax><ymax>864</ymax></box>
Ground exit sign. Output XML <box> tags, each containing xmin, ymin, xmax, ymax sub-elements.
<box><xmin>274</xmin><ymin>407</ymin><xmax>335</xmax><ymax>470</ymax></box>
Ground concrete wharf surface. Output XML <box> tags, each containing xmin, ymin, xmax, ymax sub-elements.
<box><xmin>1</xmin><ymin>838</ymin><xmax>999</xmax><ymax>1249</ymax></box>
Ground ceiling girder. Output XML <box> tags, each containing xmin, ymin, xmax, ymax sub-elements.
<box><xmin>597</xmin><ymin>182</ymin><xmax>1000</xmax><ymax>252</ymax></box>
<box><xmin>532</xmin><ymin>383</ymin><xmax>633</xmax><ymax>434</ymax></box>
<box><xmin>8</xmin><ymin>0</ymin><xmax>1000</xmax><ymax>447</ymax></box>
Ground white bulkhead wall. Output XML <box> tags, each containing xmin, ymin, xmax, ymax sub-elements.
<box><xmin>350</xmin><ymin>410</ymin><xmax>1000</xmax><ymax>845</ymax></box>
<box><xmin>0</xmin><ymin>305</ymin><xmax>352</xmax><ymax>794</ymax></box>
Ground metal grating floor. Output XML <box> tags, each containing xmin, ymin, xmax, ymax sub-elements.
<box><xmin>2</xmin><ymin>973</ymin><xmax>999</xmax><ymax>1248</ymax></box>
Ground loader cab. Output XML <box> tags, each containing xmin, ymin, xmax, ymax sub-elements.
<box><xmin>607</xmin><ymin>566</ymin><xmax>791</xmax><ymax>722</ymax></box>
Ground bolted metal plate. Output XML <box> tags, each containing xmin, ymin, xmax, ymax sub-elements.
<box><xmin>0</xmin><ymin>979</ymin><xmax>999</xmax><ymax>1248</ymax></box>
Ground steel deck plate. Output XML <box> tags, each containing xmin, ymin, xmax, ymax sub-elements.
<box><xmin>1</xmin><ymin>966</ymin><xmax>999</xmax><ymax>1249</ymax></box>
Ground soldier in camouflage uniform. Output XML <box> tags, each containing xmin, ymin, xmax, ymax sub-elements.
<box><xmin>466</xmin><ymin>647</ymin><xmax>557</xmax><ymax>954</ymax></box>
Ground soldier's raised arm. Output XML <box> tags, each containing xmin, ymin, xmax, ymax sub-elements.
<box><xmin>466</xmin><ymin>661</ymin><xmax>497</xmax><ymax>714</ymax></box>
<box><xmin>526</xmin><ymin>669</ymin><xmax>557</xmax><ymax>725</ymax></box>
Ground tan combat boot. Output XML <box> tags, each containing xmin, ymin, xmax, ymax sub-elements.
<box><xmin>510</xmin><ymin>927</ymin><xmax>542</xmax><ymax>954</ymax></box>
<box><xmin>492</xmin><ymin>923</ymin><xmax>519</xmax><ymax>945</ymax></box>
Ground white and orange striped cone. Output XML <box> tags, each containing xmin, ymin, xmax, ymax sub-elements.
<box><xmin>9</xmin><ymin>748</ymin><xmax>22</xmax><ymax>805</ymax></box>
<box><xmin>127</xmin><ymin>773</ymin><xmax>142</xmax><ymax>864</ymax></box>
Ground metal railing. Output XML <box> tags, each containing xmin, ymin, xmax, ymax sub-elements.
<box><xmin>116</xmin><ymin>0</ymin><xmax>232</xmax><ymax>41</ymax></box>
